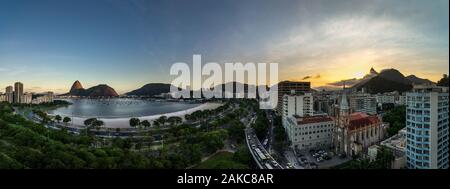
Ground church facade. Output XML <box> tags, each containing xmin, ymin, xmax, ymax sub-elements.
<box><xmin>334</xmin><ymin>90</ymin><xmax>386</xmax><ymax>157</ymax></box>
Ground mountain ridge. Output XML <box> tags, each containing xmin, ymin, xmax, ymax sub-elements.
<box><xmin>65</xmin><ymin>81</ymin><xmax>119</xmax><ymax>97</ymax></box>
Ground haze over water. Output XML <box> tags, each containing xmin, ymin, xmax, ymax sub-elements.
<box><xmin>48</xmin><ymin>99</ymin><xmax>201</xmax><ymax>119</ymax></box>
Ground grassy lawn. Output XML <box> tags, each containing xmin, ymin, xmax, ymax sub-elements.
<box><xmin>194</xmin><ymin>151</ymin><xmax>249</xmax><ymax>169</ymax></box>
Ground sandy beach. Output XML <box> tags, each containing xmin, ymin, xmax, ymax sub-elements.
<box><xmin>65</xmin><ymin>102</ymin><xmax>222</xmax><ymax>128</ymax></box>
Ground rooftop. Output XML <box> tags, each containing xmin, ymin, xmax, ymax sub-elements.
<box><xmin>348</xmin><ymin>112</ymin><xmax>381</xmax><ymax>130</ymax></box>
<box><xmin>381</xmin><ymin>128</ymin><xmax>407</xmax><ymax>153</ymax></box>
<box><xmin>293</xmin><ymin>115</ymin><xmax>334</xmax><ymax>125</ymax></box>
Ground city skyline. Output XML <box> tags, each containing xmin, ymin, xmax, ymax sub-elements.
<box><xmin>0</xmin><ymin>0</ymin><xmax>448</xmax><ymax>94</ymax></box>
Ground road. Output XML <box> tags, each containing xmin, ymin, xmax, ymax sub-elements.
<box><xmin>244</xmin><ymin>115</ymin><xmax>284</xmax><ymax>169</ymax></box>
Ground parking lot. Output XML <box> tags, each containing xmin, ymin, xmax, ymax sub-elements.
<box><xmin>286</xmin><ymin>148</ymin><xmax>351</xmax><ymax>169</ymax></box>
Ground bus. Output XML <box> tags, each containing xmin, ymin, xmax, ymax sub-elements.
<box><xmin>265</xmin><ymin>163</ymin><xmax>274</xmax><ymax>169</ymax></box>
<box><xmin>255</xmin><ymin>148</ymin><xmax>267</xmax><ymax>161</ymax></box>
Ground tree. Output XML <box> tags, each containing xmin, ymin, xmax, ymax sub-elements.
<box><xmin>375</xmin><ymin>146</ymin><xmax>394</xmax><ymax>169</ymax></box>
<box><xmin>92</xmin><ymin>120</ymin><xmax>104</xmax><ymax>131</ymax></box>
<box><xmin>226</xmin><ymin>120</ymin><xmax>245</xmax><ymax>143</ymax></box>
<box><xmin>84</xmin><ymin>118</ymin><xmax>97</xmax><ymax>128</ymax></box>
<box><xmin>55</xmin><ymin>115</ymin><xmax>62</xmax><ymax>123</ymax></box>
<box><xmin>141</xmin><ymin>120</ymin><xmax>151</xmax><ymax>128</ymax></box>
<box><xmin>129</xmin><ymin>118</ymin><xmax>140</xmax><ymax>128</ymax></box>
<box><xmin>63</xmin><ymin>117</ymin><xmax>71</xmax><ymax>125</ymax></box>
<box><xmin>233</xmin><ymin>146</ymin><xmax>252</xmax><ymax>165</ymax></box>
<box><xmin>83</xmin><ymin>118</ymin><xmax>98</xmax><ymax>135</ymax></box>
<box><xmin>167</xmin><ymin>116</ymin><xmax>182</xmax><ymax>126</ymax></box>
<box><xmin>156</xmin><ymin>116</ymin><xmax>167</xmax><ymax>126</ymax></box>
<box><xmin>383</xmin><ymin>105</ymin><xmax>406</xmax><ymax>137</ymax></box>
<box><xmin>252</xmin><ymin>111</ymin><xmax>269</xmax><ymax>140</ymax></box>
<box><xmin>201</xmin><ymin>129</ymin><xmax>228</xmax><ymax>153</ymax></box>
<box><xmin>437</xmin><ymin>74</ymin><xmax>449</xmax><ymax>87</ymax></box>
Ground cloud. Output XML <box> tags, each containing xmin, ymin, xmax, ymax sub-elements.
<box><xmin>260</xmin><ymin>1</ymin><xmax>448</xmax><ymax>87</ymax></box>
<box><xmin>302</xmin><ymin>74</ymin><xmax>321</xmax><ymax>80</ymax></box>
<box><xmin>327</xmin><ymin>78</ymin><xmax>361</xmax><ymax>87</ymax></box>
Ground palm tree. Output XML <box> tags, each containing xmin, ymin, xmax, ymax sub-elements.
<box><xmin>167</xmin><ymin>116</ymin><xmax>182</xmax><ymax>126</ymax></box>
<box><xmin>157</xmin><ymin>116</ymin><xmax>167</xmax><ymax>127</ymax></box>
<box><xmin>93</xmin><ymin>120</ymin><xmax>104</xmax><ymax>131</ymax></box>
<box><xmin>84</xmin><ymin>118</ymin><xmax>97</xmax><ymax>135</ymax></box>
<box><xmin>55</xmin><ymin>115</ymin><xmax>62</xmax><ymax>123</ymax></box>
<box><xmin>141</xmin><ymin>120</ymin><xmax>151</xmax><ymax>128</ymax></box>
<box><xmin>129</xmin><ymin>118</ymin><xmax>140</xmax><ymax>128</ymax></box>
<box><xmin>63</xmin><ymin>117</ymin><xmax>71</xmax><ymax>126</ymax></box>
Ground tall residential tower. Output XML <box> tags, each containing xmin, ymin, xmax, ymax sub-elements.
<box><xmin>14</xmin><ymin>82</ymin><xmax>24</xmax><ymax>104</ymax></box>
<box><xmin>406</xmin><ymin>85</ymin><xmax>449</xmax><ymax>169</ymax></box>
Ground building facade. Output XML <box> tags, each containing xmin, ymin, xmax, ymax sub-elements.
<box><xmin>376</xmin><ymin>93</ymin><xmax>396</xmax><ymax>105</ymax></box>
<box><xmin>282</xmin><ymin>93</ymin><xmax>313</xmax><ymax>129</ymax></box>
<box><xmin>5</xmin><ymin>86</ymin><xmax>14</xmax><ymax>104</ymax></box>
<box><xmin>285</xmin><ymin>115</ymin><xmax>335</xmax><ymax>150</ymax></box>
<box><xmin>406</xmin><ymin>85</ymin><xmax>449</xmax><ymax>169</ymax></box>
<box><xmin>14</xmin><ymin>82</ymin><xmax>24</xmax><ymax>104</ymax></box>
<box><xmin>379</xmin><ymin>128</ymin><xmax>407</xmax><ymax>169</ymax></box>
<box><xmin>276</xmin><ymin>81</ymin><xmax>311</xmax><ymax>114</ymax></box>
<box><xmin>0</xmin><ymin>92</ymin><xmax>5</xmax><ymax>102</ymax></box>
<box><xmin>24</xmin><ymin>93</ymin><xmax>33</xmax><ymax>104</ymax></box>
<box><xmin>32</xmin><ymin>92</ymin><xmax>54</xmax><ymax>104</ymax></box>
<box><xmin>334</xmin><ymin>92</ymin><xmax>385</xmax><ymax>156</ymax></box>
<box><xmin>348</xmin><ymin>93</ymin><xmax>377</xmax><ymax>115</ymax></box>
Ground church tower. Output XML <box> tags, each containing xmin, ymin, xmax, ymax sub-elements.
<box><xmin>335</xmin><ymin>83</ymin><xmax>350</xmax><ymax>155</ymax></box>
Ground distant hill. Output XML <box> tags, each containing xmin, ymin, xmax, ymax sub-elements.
<box><xmin>68</xmin><ymin>80</ymin><xmax>85</xmax><ymax>96</ymax></box>
<box><xmin>350</xmin><ymin>67</ymin><xmax>379</xmax><ymax>89</ymax></box>
<box><xmin>356</xmin><ymin>76</ymin><xmax>413</xmax><ymax>94</ymax></box>
<box><xmin>83</xmin><ymin>84</ymin><xmax>119</xmax><ymax>97</ymax></box>
<box><xmin>377</xmin><ymin>68</ymin><xmax>411</xmax><ymax>85</ymax></box>
<box><xmin>65</xmin><ymin>81</ymin><xmax>119</xmax><ymax>97</ymax></box>
<box><xmin>352</xmin><ymin>68</ymin><xmax>413</xmax><ymax>93</ymax></box>
<box><xmin>126</xmin><ymin>82</ymin><xmax>267</xmax><ymax>98</ymax></box>
<box><xmin>126</xmin><ymin>83</ymin><xmax>172</xmax><ymax>96</ymax></box>
<box><xmin>406</xmin><ymin>75</ymin><xmax>435</xmax><ymax>85</ymax></box>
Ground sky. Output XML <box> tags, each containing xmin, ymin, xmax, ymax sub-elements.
<box><xmin>0</xmin><ymin>0</ymin><xmax>448</xmax><ymax>94</ymax></box>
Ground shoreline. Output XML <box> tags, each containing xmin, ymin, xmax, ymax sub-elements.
<box><xmin>53</xmin><ymin>102</ymin><xmax>222</xmax><ymax>128</ymax></box>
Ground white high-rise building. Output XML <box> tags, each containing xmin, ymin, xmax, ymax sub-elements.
<box><xmin>24</xmin><ymin>93</ymin><xmax>33</xmax><ymax>104</ymax></box>
<box><xmin>282</xmin><ymin>93</ymin><xmax>313</xmax><ymax>129</ymax></box>
<box><xmin>5</xmin><ymin>86</ymin><xmax>14</xmax><ymax>104</ymax></box>
<box><xmin>406</xmin><ymin>85</ymin><xmax>449</xmax><ymax>169</ymax></box>
<box><xmin>14</xmin><ymin>82</ymin><xmax>24</xmax><ymax>104</ymax></box>
<box><xmin>376</xmin><ymin>93</ymin><xmax>396</xmax><ymax>104</ymax></box>
<box><xmin>348</xmin><ymin>93</ymin><xmax>377</xmax><ymax>115</ymax></box>
<box><xmin>0</xmin><ymin>92</ymin><xmax>5</xmax><ymax>102</ymax></box>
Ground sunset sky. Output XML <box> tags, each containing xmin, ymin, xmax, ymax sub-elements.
<box><xmin>0</xmin><ymin>0</ymin><xmax>448</xmax><ymax>94</ymax></box>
